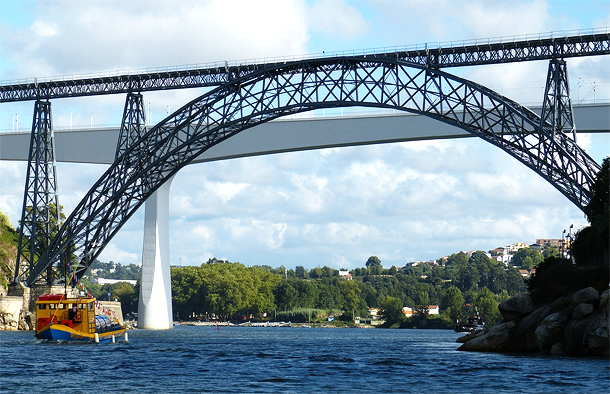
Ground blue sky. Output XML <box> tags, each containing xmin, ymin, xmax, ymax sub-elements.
<box><xmin>0</xmin><ymin>0</ymin><xmax>609</xmax><ymax>269</ymax></box>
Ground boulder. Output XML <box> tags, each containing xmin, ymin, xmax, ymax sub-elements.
<box><xmin>507</xmin><ymin>304</ymin><xmax>553</xmax><ymax>352</ymax></box>
<box><xmin>499</xmin><ymin>293</ymin><xmax>534</xmax><ymax>321</ymax></box>
<box><xmin>456</xmin><ymin>330</ymin><xmax>482</xmax><ymax>343</ymax></box>
<box><xmin>535</xmin><ymin>312</ymin><xmax>568</xmax><ymax>351</ymax></box>
<box><xmin>549</xmin><ymin>342</ymin><xmax>565</xmax><ymax>356</ymax></box>
<box><xmin>572</xmin><ymin>303</ymin><xmax>594</xmax><ymax>319</ymax></box>
<box><xmin>601</xmin><ymin>289</ymin><xmax>609</xmax><ymax>318</ymax></box>
<box><xmin>564</xmin><ymin>310</ymin><xmax>603</xmax><ymax>355</ymax></box>
<box><xmin>585</xmin><ymin>313</ymin><xmax>608</xmax><ymax>356</ymax></box>
<box><xmin>601</xmin><ymin>289</ymin><xmax>609</xmax><ymax>308</ymax></box>
<box><xmin>571</xmin><ymin>287</ymin><xmax>599</xmax><ymax>306</ymax></box>
<box><xmin>457</xmin><ymin>321</ymin><xmax>515</xmax><ymax>352</ymax></box>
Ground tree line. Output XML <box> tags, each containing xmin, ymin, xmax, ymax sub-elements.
<box><xmin>168</xmin><ymin>253</ymin><xmax>526</xmax><ymax>326</ymax></box>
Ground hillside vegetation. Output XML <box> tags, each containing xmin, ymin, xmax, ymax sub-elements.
<box><xmin>0</xmin><ymin>210</ymin><xmax>18</xmax><ymax>292</ymax></box>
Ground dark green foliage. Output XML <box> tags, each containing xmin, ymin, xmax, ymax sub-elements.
<box><xmin>172</xmin><ymin>261</ymin><xmax>280</xmax><ymax>321</ymax></box>
<box><xmin>401</xmin><ymin>314</ymin><xmax>454</xmax><ymax>329</ymax></box>
<box><xmin>0</xmin><ymin>211</ymin><xmax>19</xmax><ymax>289</ymax></box>
<box><xmin>162</xmin><ymin>250</ymin><xmax>527</xmax><ymax>325</ymax></box>
<box><xmin>366</xmin><ymin>256</ymin><xmax>383</xmax><ymax>275</ymax></box>
<box><xmin>527</xmin><ymin>256</ymin><xmax>609</xmax><ymax>305</ymax></box>
<box><xmin>379</xmin><ymin>296</ymin><xmax>405</xmax><ymax>326</ymax></box>
<box><xmin>511</xmin><ymin>247</ymin><xmax>544</xmax><ymax>270</ymax></box>
<box><xmin>572</xmin><ymin>156</ymin><xmax>609</xmax><ymax>268</ymax></box>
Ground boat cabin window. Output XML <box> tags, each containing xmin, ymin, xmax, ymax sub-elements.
<box><xmin>49</xmin><ymin>304</ymin><xmax>56</xmax><ymax>310</ymax></box>
<box><xmin>38</xmin><ymin>304</ymin><xmax>46</xmax><ymax>310</ymax></box>
<box><xmin>58</xmin><ymin>303</ymin><xmax>65</xmax><ymax>309</ymax></box>
<box><xmin>78</xmin><ymin>303</ymin><xmax>86</xmax><ymax>310</ymax></box>
<box><xmin>88</xmin><ymin>303</ymin><xmax>94</xmax><ymax>310</ymax></box>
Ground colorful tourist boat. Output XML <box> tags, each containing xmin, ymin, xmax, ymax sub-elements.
<box><xmin>35</xmin><ymin>293</ymin><xmax>126</xmax><ymax>343</ymax></box>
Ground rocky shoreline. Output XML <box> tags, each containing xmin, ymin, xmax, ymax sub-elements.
<box><xmin>457</xmin><ymin>286</ymin><xmax>609</xmax><ymax>357</ymax></box>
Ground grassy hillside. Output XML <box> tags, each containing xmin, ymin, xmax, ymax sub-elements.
<box><xmin>0</xmin><ymin>210</ymin><xmax>18</xmax><ymax>291</ymax></box>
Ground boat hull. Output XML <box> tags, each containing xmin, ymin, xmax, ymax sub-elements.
<box><xmin>36</xmin><ymin>324</ymin><xmax>126</xmax><ymax>343</ymax></box>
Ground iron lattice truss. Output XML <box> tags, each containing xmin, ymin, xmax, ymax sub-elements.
<box><xmin>116</xmin><ymin>92</ymin><xmax>147</xmax><ymax>159</ymax></box>
<box><xmin>1</xmin><ymin>32</ymin><xmax>609</xmax><ymax>102</ymax></box>
<box><xmin>27</xmin><ymin>56</ymin><xmax>601</xmax><ymax>285</ymax></box>
<box><xmin>541</xmin><ymin>59</ymin><xmax>576</xmax><ymax>137</ymax></box>
<box><xmin>14</xmin><ymin>100</ymin><xmax>62</xmax><ymax>284</ymax></box>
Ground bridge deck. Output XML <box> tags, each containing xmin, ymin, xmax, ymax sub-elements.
<box><xmin>1</xmin><ymin>104</ymin><xmax>607</xmax><ymax>165</ymax></box>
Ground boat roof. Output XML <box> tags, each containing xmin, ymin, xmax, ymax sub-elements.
<box><xmin>37</xmin><ymin>294</ymin><xmax>96</xmax><ymax>303</ymax></box>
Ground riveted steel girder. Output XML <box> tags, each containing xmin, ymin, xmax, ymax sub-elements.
<box><xmin>1</xmin><ymin>32</ymin><xmax>609</xmax><ymax>102</ymax></box>
<box><xmin>26</xmin><ymin>56</ymin><xmax>601</xmax><ymax>285</ymax></box>
<box><xmin>14</xmin><ymin>100</ymin><xmax>62</xmax><ymax>284</ymax></box>
<box><xmin>116</xmin><ymin>92</ymin><xmax>147</xmax><ymax>159</ymax></box>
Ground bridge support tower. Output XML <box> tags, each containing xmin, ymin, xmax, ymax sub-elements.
<box><xmin>137</xmin><ymin>178</ymin><xmax>174</xmax><ymax>329</ymax></box>
<box><xmin>116</xmin><ymin>92</ymin><xmax>174</xmax><ymax>329</ymax></box>
<box><xmin>14</xmin><ymin>99</ymin><xmax>62</xmax><ymax>285</ymax></box>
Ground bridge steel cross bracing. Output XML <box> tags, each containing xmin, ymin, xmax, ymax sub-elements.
<box><xmin>116</xmin><ymin>92</ymin><xmax>147</xmax><ymax>160</ymax></box>
<box><xmin>1</xmin><ymin>32</ymin><xmax>609</xmax><ymax>102</ymax></box>
<box><xmin>26</xmin><ymin>56</ymin><xmax>602</xmax><ymax>286</ymax></box>
<box><xmin>14</xmin><ymin>100</ymin><xmax>62</xmax><ymax>285</ymax></box>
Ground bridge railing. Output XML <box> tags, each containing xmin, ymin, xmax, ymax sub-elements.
<box><xmin>1</xmin><ymin>100</ymin><xmax>609</xmax><ymax>135</ymax></box>
<box><xmin>2</xmin><ymin>27</ymin><xmax>608</xmax><ymax>87</ymax></box>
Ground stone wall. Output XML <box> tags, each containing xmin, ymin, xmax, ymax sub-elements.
<box><xmin>0</xmin><ymin>296</ymin><xmax>26</xmax><ymax>330</ymax></box>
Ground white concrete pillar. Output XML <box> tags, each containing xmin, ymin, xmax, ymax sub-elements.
<box><xmin>137</xmin><ymin>177</ymin><xmax>174</xmax><ymax>329</ymax></box>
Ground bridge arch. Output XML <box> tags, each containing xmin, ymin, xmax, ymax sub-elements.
<box><xmin>30</xmin><ymin>56</ymin><xmax>601</xmax><ymax>284</ymax></box>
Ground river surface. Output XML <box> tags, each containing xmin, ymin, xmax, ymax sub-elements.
<box><xmin>1</xmin><ymin>326</ymin><xmax>608</xmax><ymax>393</ymax></box>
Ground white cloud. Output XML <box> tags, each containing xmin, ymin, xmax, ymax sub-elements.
<box><xmin>1</xmin><ymin>0</ymin><xmax>310</xmax><ymax>78</ymax></box>
<box><xmin>98</xmin><ymin>243</ymin><xmax>139</xmax><ymax>265</ymax></box>
<box><xmin>210</xmin><ymin>181</ymin><xmax>249</xmax><ymax>203</ymax></box>
<box><xmin>308</xmin><ymin>0</ymin><xmax>369</xmax><ymax>41</ymax></box>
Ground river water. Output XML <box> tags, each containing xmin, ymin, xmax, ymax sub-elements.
<box><xmin>1</xmin><ymin>326</ymin><xmax>608</xmax><ymax>393</ymax></box>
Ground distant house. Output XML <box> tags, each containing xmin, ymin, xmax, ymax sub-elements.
<box><xmin>402</xmin><ymin>307</ymin><xmax>414</xmax><ymax>317</ymax></box>
<box><xmin>403</xmin><ymin>305</ymin><xmax>439</xmax><ymax>316</ymax></box>
<box><xmin>536</xmin><ymin>238</ymin><xmax>570</xmax><ymax>250</ymax></box>
<box><xmin>519</xmin><ymin>269</ymin><xmax>530</xmax><ymax>278</ymax></box>
<box><xmin>96</xmin><ymin>278</ymin><xmax>137</xmax><ymax>286</ymax></box>
<box><xmin>506</xmin><ymin>242</ymin><xmax>528</xmax><ymax>253</ymax></box>
<box><xmin>338</xmin><ymin>270</ymin><xmax>352</xmax><ymax>280</ymax></box>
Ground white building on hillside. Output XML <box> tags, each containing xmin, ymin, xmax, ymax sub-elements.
<box><xmin>96</xmin><ymin>278</ymin><xmax>137</xmax><ymax>286</ymax></box>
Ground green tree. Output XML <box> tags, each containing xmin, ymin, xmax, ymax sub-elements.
<box><xmin>441</xmin><ymin>286</ymin><xmax>465</xmax><ymax>323</ymax></box>
<box><xmin>511</xmin><ymin>247</ymin><xmax>543</xmax><ymax>270</ymax></box>
<box><xmin>542</xmin><ymin>245</ymin><xmax>560</xmax><ymax>259</ymax></box>
<box><xmin>103</xmin><ymin>282</ymin><xmax>138</xmax><ymax>315</ymax></box>
<box><xmin>414</xmin><ymin>291</ymin><xmax>430</xmax><ymax>316</ymax></box>
<box><xmin>338</xmin><ymin>280</ymin><xmax>361</xmax><ymax>321</ymax></box>
<box><xmin>366</xmin><ymin>256</ymin><xmax>382</xmax><ymax>275</ymax></box>
<box><xmin>572</xmin><ymin>157</ymin><xmax>609</xmax><ymax>267</ymax></box>
<box><xmin>379</xmin><ymin>296</ymin><xmax>404</xmax><ymax>326</ymax></box>
<box><xmin>295</xmin><ymin>265</ymin><xmax>309</xmax><ymax>279</ymax></box>
<box><xmin>472</xmin><ymin>287</ymin><xmax>501</xmax><ymax>325</ymax></box>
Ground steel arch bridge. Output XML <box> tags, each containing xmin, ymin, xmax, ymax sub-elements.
<box><xmin>28</xmin><ymin>55</ymin><xmax>601</xmax><ymax>285</ymax></box>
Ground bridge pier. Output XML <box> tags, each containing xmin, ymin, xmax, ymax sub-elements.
<box><xmin>137</xmin><ymin>177</ymin><xmax>174</xmax><ymax>329</ymax></box>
